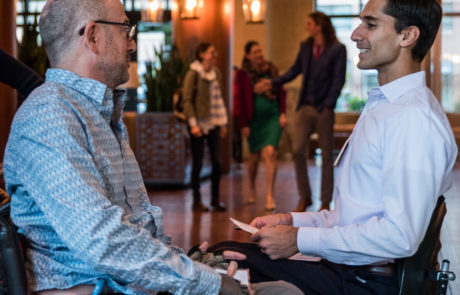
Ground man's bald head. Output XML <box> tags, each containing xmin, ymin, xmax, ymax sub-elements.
<box><xmin>39</xmin><ymin>0</ymin><xmax>109</xmax><ymax>67</ymax></box>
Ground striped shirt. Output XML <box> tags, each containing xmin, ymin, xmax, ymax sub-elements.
<box><xmin>189</xmin><ymin>61</ymin><xmax>227</xmax><ymax>134</ymax></box>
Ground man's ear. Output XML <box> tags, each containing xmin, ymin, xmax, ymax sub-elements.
<box><xmin>400</xmin><ymin>26</ymin><xmax>420</xmax><ymax>48</ymax></box>
<box><xmin>83</xmin><ymin>22</ymin><xmax>100</xmax><ymax>54</ymax></box>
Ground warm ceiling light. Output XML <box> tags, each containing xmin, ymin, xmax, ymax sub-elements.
<box><xmin>242</xmin><ymin>0</ymin><xmax>265</xmax><ymax>24</ymax></box>
<box><xmin>147</xmin><ymin>0</ymin><xmax>163</xmax><ymax>22</ymax></box>
<box><xmin>250</xmin><ymin>0</ymin><xmax>260</xmax><ymax>15</ymax></box>
<box><xmin>180</xmin><ymin>0</ymin><xmax>202</xmax><ymax>19</ymax></box>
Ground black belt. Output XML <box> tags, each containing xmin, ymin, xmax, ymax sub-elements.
<box><xmin>361</xmin><ymin>264</ymin><xmax>395</xmax><ymax>277</ymax></box>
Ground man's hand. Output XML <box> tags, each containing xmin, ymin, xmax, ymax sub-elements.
<box><xmin>241</xmin><ymin>127</ymin><xmax>250</xmax><ymax>138</ymax></box>
<box><xmin>218</xmin><ymin>274</ymin><xmax>250</xmax><ymax>295</ymax></box>
<box><xmin>254</xmin><ymin>78</ymin><xmax>272</xmax><ymax>94</ymax></box>
<box><xmin>191</xmin><ymin>126</ymin><xmax>203</xmax><ymax>137</ymax></box>
<box><xmin>199</xmin><ymin>241</ymin><xmax>209</xmax><ymax>252</ymax></box>
<box><xmin>249</xmin><ymin>213</ymin><xmax>292</xmax><ymax>229</ymax></box>
<box><xmin>220</xmin><ymin>126</ymin><xmax>228</xmax><ymax>138</ymax></box>
<box><xmin>251</xmin><ymin>225</ymin><xmax>299</xmax><ymax>260</ymax></box>
<box><xmin>279</xmin><ymin>114</ymin><xmax>287</xmax><ymax>128</ymax></box>
<box><xmin>199</xmin><ymin>241</ymin><xmax>247</xmax><ymax>261</ymax></box>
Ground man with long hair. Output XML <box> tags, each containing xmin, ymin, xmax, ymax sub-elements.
<box><xmin>257</xmin><ymin>11</ymin><xmax>347</xmax><ymax>212</ymax></box>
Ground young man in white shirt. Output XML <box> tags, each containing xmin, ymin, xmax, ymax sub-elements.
<box><xmin>210</xmin><ymin>0</ymin><xmax>457</xmax><ymax>294</ymax></box>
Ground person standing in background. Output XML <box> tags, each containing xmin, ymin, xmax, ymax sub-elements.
<box><xmin>0</xmin><ymin>48</ymin><xmax>44</xmax><ymax>99</ymax></box>
<box><xmin>0</xmin><ymin>48</ymin><xmax>44</xmax><ymax>190</ymax></box>
<box><xmin>237</xmin><ymin>41</ymin><xmax>286</xmax><ymax>210</ymax></box>
<box><xmin>182</xmin><ymin>42</ymin><xmax>228</xmax><ymax>212</ymax></box>
<box><xmin>257</xmin><ymin>12</ymin><xmax>346</xmax><ymax>212</ymax></box>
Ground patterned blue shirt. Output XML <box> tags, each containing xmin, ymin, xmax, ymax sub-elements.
<box><xmin>3</xmin><ymin>69</ymin><xmax>221</xmax><ymax>294</ymax></box>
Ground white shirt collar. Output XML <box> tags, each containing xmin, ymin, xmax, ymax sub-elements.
<box><xmin>379</xmin><ymin>71</ymin><xmax>426</xmax><ymax>102</ymax></box>
<box><xmin>190</xmin><ymin>60</ymin><xmax>217</xmax><ymax>81</ymax></box>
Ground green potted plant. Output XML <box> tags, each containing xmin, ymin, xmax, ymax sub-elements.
<box><xmin>143</xmin><ymin>44</ymin><xmax>188</xmax><ymax>112</ymax></box>
<box><xmin>135</xmin><ymin>45</ymin><xmax>193</xmax><ymax>184</ymax></box>
<box><xmin>347</xmin><ymin>96</ymin><xmax>366</xmax><ymax>112</ymax></box>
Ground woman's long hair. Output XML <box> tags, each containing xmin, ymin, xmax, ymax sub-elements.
<box><xmin>240</xmin><ymin>40</ymin><xmax>279</xmax><ymax>100</ymax></box>
<box><xmin>307</xmin><ymin>11</ymin><xmax>338</xmax><ymax>48</ymax></box>
<box><xmin>241</xmin><ymin>40</ymin><xmax>259</xmax><ymax>73</ymax></box>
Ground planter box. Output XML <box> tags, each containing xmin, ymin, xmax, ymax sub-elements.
<box><xmin>134</xmin><ymin>112</ymin><xmax>211</xmax><ymax>185</ymax></box>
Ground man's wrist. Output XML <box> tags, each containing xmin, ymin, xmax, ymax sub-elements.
<box><xmin>281</xmin><ymin>213</ymin><xmax>293</xmax><ymax>225</ymax></box>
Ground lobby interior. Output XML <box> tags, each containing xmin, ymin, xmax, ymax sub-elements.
<box><xmin>1</xmin><ymin>0</ymin><xmax>459</xmax><ymax>294</ymax></box>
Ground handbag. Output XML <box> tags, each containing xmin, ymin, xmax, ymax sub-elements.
<box><xmin>174</xmin><ymin>70</ymin><xmax>198</xmax><ymax>123</ymax></box>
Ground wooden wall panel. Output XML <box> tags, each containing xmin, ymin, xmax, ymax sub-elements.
<box><xmin>0</xmin><ymin>0</ymin><xmax>18</xmax><ymax>162</ymax></box>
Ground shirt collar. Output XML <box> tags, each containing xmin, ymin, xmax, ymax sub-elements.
<box><xmin>190</xmin><ymin>60</ymin><xmax>217</xmax><ymax>81</ymax></box>
<box><xmin>45</xmin><ymin>68</ymin><xmax>125</xmax><ymax>123</ymax></box>
<box><xmin>379</xmin><ymin>71</ymin><xmax>426</xmax><ymax>103</ymax></box>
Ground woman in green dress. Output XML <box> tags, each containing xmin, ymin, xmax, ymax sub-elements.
<box><xmin>236</xmin><ymin>41</ymin><xmax>286</xmax><ymax>210</ymax></box>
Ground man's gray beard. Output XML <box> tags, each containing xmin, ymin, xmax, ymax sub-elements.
<box><xmin>98</xmin><ymin>60</ymin><xmax>129</xmax><ymax>89</ymax></box>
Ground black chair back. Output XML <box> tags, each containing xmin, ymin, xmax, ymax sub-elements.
<box><xmin>397</xmin><ymin>196</ymin><xmax>447</xmax><ymax>295</ymax></box>
<box><xmin>0</xmin><ymin>190</ymin><xmax>28</xmax><ymax>295</ymax></box>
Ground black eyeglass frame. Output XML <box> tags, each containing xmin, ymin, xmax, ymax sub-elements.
<box><xmin>78</xmin><ymin>20</ymin><xmax>136</xmax><ymax>41</ymax></box>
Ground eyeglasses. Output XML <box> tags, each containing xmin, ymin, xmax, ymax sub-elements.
<box><xmin>78</xmin><ymin>20</ymin><xmax>136</xmax><ymax>41</ymax></box>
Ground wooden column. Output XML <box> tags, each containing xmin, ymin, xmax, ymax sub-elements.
<box><xmin>172</xmin><ymin>0</ymin><xmax>234</xmax><ymax>173</ymax></box>
<box><xmin>267</xmin><ymin>0</ymin><xmax>313</xmax><ymax>72</ymax></box>
<box><xmin>0</xmin><ymin>0</ymin><xmax>17</xmax><ymax>161</ymax></box>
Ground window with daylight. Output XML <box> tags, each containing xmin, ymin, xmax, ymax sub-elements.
<box><xmin>441</xmin><ymin>0</ymin><xmax>460</xmax><ymax>112</ymax></box>
<box><xmin>315</xmin><ymin>0</ymin><xmax>372</xmax><ymax>112</ymax></box>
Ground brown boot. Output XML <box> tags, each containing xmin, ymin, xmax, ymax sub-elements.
<box><xmin>193</xmin><ymin>201</ymin><xmax>209</xmax><ymax>212</ymax></box>
<box><xmin>319</xmin><ymin>202</ymin><xmax>330</xmax><ymax>211</ymax></box>
<box><xmin>293</xmin><ymin>198</ymin><xmax>312</xmax><ymax>212</ymax></box>
<box><xmin>193</xmin><ymin>192</ymin><xmax>209</xmax><ymax>212</ymax></box>
<box><xmin>211</xmin><ymin>194</ymin><xmax>227</xmax><ymax>211</ymax></box>
<box><xmin>211</xmin><ymin>201</ymin><xmax>227</xmax><ymax>211</ymax></box>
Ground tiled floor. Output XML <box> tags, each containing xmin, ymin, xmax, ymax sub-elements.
<box><xmin>149</xmin><ymin>161</ymin><xmax>459</xmax><ymax>294</ymax></box>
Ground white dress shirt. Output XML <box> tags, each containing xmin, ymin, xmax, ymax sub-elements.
<box><xmin>292</xmin><ymin>71</ymin><xmax>457</xmax><ymax>265</ymax></box>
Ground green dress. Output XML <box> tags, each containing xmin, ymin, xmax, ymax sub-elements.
<box><xmin>248</xmin><ymin>88</ymin><xmax>282</xmax><ymax>153</ymax></box>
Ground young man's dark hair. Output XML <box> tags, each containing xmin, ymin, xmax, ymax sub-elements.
<box><xmin>384</xmin><ymin>0</ymin><xmax>442</xmax><ymax>62</ymax></box>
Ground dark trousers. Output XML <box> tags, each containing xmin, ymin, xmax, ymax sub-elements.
<box><xmin>189</xmin><ymin>127</ymin><xmax>221</xmax><ymax>203</ymax></box>
<box><xmin>209</xmin><ymin>241</ymin><xmax>398</xmax><ymax>295</ymax></box>
<box><xmin>293</xmin><ymin>105</ymin><xmax>334</xmax><ymax>205</ymax></box>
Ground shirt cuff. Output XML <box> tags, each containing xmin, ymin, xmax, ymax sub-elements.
<box><xmin>192</xmin><ymin>261</ymin><xmax>221</xmax><ymax>295</ymax></box>
<box><xmin>189</xmin><ymin>118</ymin><xmax>197</xmax><ymax>127</ymax></box>
<box><xmin>290</xmin><ymin>212</ymin><xmax>316</xmax><ymax>227</ymax></box>
<box><xmin>297</xmin><ymin>227</ymin><xmax>322</xmax><ymax>257</ymax></box>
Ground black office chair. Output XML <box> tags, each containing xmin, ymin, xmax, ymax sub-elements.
<box><xmin>397</xmin><ymin>195</ymin><xmax>456</xmax><ymax>295</ymax></box>
<box><xmin>0</xmin><ymin>189</ymin><xmax>28</xmax><ymax>295</ymax></box>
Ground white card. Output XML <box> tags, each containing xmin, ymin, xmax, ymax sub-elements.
<box><xmin>230</xmin><ymin>218</ymin><xmax>259</xmax><ymax>234</ymax></box>
<box><xmin>288</xmin><ymin>252</ymin><xmax>322</xmax><ymax>262</ymax></box>
<box><xmin>229</xmin><ymin>218</ymin><xmax>322</xmax><ymax>262</ymax></box>
<box><xmin>215</xmin><ymin>268</ymin><xmax>250</xmax><ymax>286</ymax></box>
